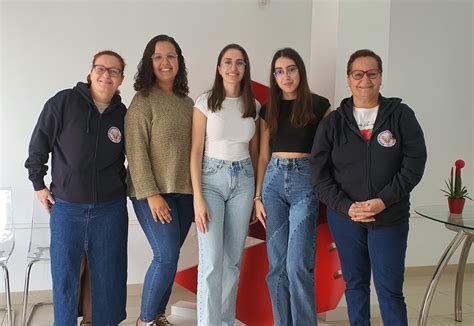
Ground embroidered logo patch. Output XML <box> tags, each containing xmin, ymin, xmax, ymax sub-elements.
<box><xmin>377</xmin><ymin>130</ymin><xmax>396</xmax><ymax>147</ymax></box>
<box><xmin>108</xmin><ymin>127</ymin><xmax>122</xmax><ymax>143</ymax></box>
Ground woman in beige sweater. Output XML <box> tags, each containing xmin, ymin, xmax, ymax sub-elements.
<box><xmin>125</xmin><ymin>35</ymin><xmax>194</xmax><ymax>326</ymax></box>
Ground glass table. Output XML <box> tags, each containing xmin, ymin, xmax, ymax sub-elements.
<box><xmin>415</xmin><ymin>205</ymin><xmax>473</xmax><ymax>326</ymax></box>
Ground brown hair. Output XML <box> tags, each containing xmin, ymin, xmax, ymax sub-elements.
<box><xmin>86</xmin><ymin>50</ymin><xmax>125</xmax><ymax>94</ymax></box>
<box><xmin>347</xmin><ymin>49</ymin><xmax>383</xmax><ymax>75</ymax></box>
<box><xmin>207</xmin><ymin>44</ymin><xmax>256</xmax><ymax>118</ymax></box>
<box><xmin>133</xmin><ymin>34</ymin><xmax>189</xmax><ymax>97</ymax></box>
<box><xmin>265</xmin><ymin>47</ymin><xmax>315</xmax><ymax>135</ymax></box>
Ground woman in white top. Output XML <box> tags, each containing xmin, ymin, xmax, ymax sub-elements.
<box><xmin>190</xmin><ymin>43</ymin><xmax>259</xmax><ymax>326</ymax></box>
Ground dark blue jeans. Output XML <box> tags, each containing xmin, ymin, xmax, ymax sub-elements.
<box><xmin>327</xmin><ymin>208</ymin><xmax>409</xmax><ymax>326</ymax></box>
<box><xmin>131</xmin><ymin>193</ymin><xmax>193</xmax><ymax>322</ymax></box>
<box><xmin>262</xmin><ymin>156</ymin><xmax>319</xmax><ymax>326</ymax></box>
<box><xmin>50</xmin><ymin>197</ymin><xmax>128</xmax><ymax>326</ymax></box>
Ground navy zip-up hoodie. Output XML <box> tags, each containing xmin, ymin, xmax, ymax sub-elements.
<box><xmin>25</xmin><ymin>82</ymin><xmax>127</xmax><ymax>204</ymax></box>
<box><xmin>310</xmin><ymin>95</ymin><xmax>427</xmax><ymax>228</ymax></box>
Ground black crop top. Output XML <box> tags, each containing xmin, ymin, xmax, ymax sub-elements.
<box><xmin>259</xmin><ymin>93</ymin><xmax>330</xmax><ymax>153</ymax></box>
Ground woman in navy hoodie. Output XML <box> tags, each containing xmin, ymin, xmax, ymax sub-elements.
<box><xmin>311</xmin><ymin>49</ymin><xmax>427</xmax><ymax>326</ymax></box>
<box><xmin>25</xmin><ymin>50</ymin><xmax>128</xmax><ymax>326</ymax></box>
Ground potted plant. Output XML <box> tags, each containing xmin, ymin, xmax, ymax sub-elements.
<box><xmin>442</xmin><ymin>159</ymin><xmax>472</xmax><ymax>214</ymax></box>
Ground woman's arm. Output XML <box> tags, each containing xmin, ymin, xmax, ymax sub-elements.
<box><xmin>190</xmin><ymin>108</ymin><xmax>211</xmax><ymax>233</ymax></box>
<box><xmin>376</xmin><ymin>105</ymin><xmax>427</xmax><ymax>207</ymax></box>
<box><xmin>25</xmin><ymin>98</ymin><xmax>61</xmax><ymax>213</ymax></box>
<box><xmin>311</xmin><ymin>117</ymin><xmax>354</xmax><ymax>217</ymax></box>
<box><xmin>254</xmin><ymin>119</ymin><xmax>271</xmax><ymax>228</ymax></box>
<box><xmin>249</xmin><ymin>119</ymin><xmax>260</xmax><ymax>174</ymax></box>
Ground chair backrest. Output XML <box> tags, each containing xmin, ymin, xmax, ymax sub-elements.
<box><xmin>0</xmin><ymin>188</ymin><xmax>15</xmax><ymax>263</ymax></box>
<box><xmin>27</xmin><ymin>196</ymin><xmax>51</xmax><ymax>261</ymax></box>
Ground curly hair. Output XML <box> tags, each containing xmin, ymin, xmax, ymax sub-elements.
<box><xmin>133</xmin><ymin>35</ymin><xmax>189</xmax><ymax>97</ymax></box>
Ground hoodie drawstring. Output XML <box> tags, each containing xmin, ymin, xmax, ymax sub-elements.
<box><xmin>86</xmin><ymin>104</ymin><xmax>92</xmax><ymax>134</ymax></box>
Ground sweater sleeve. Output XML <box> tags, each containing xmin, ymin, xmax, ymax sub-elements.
<box><xmin>125</xmin><ymin>94</ymin><xmax>161</xmax><ymax>199</ymax></box>
<box><xmin>377</xmin><ymin>105</ymin><xmax>427</xmax><ymax>207</ymax></box>
<box><xmin>310</xmin><ymin>115</ymin><xmax>354</xmax><ymax>216</ymax></box>
<box><xmin>24</xmin><ymin>97</ymin><xmax>61</xmax><ymax>191</ymax></box>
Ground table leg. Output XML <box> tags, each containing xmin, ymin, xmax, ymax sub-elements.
<box><xmin>418</xmin><ymin>230</ymin><xmax>466</xmax><ymax>326</ymax></box>
<box><xmin>454</xmin><ymin>235</ymin><xmax>473</xmax><ymax>322</ymax></box>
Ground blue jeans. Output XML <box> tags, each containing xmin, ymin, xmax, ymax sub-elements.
<box><xmin>327</xmin><ymin>208</ymin><xmax>409</xmax><ymax>326</ymax></box>
<box><xmin>50</xmin><ymin>197</ymin><xmax>128</xmax><ymax>326</ymax></box>
<box><xmin>131</xmin><ymin>193</ymin><xmax>193</xmax><ymax>322</ymax></box>
<box><xmin>263</xmin><ymin>156</ymin><xmax>319</xmax><ymax>326</ymax></box>
<box><xmin>197</xmin><ymin>156</ymin><xmax>254</xmax><ymax>326</ymax></box>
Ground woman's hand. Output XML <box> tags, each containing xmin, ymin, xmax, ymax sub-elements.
<box><xmin>194</xmin><ymin>196</ymin><xmax>211</xmax><ymax>233</ymax></box>
<box><xmin>35</xmin><ymin>188</ymin><xmax>55</xmax><ymax>214</ymax></box>
<box><xmin>147</xmin><ymin>194</ymin><xmax>172</xmax><ymax>224</ymax></box>
<box><xmin>254</xmin><ymin>199</ymin><xmax>267</xmax><ymax>229</ymax></box>
<box><xmin>348</xmin><ymin>198</ymin><xmax>386</xmax><ymax>223</ymax></box>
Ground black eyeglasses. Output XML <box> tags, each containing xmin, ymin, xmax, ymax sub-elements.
<box><xmin>92</xmin><ymin>65</ymin><xmax>122</xmax><ymax>77</ymax></box>
<box><xmin>349</xmin><ymin>69</ymin><xmax>380</xmax><ymax>80</ymax></box>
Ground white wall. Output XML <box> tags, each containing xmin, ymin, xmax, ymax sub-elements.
<box><xmin>387</xmin><ymin>0</ymin><xmax>473</xmax><ymax>265</ymax></box>
<box><xmin>0</xmin><ymin>0</ymin><xmax>313</xmax><ymax>291</ymax></box>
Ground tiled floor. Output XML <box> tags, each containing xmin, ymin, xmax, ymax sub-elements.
<box><xmin>2</xmin><ymin>265</ymin><xmax>473</xmax><ymax>325</ymax></box>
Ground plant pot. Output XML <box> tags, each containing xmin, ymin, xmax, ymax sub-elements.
<box><xmin>448</xmin><ymin>198</ymin><xmax>465</xmax><ymax>214</ymax></box>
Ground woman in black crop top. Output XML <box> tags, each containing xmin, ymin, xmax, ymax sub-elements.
<box><xmin>254</xmin><ymin>48</ymin><xmax>330</xmax><ymax>325</ymax></box>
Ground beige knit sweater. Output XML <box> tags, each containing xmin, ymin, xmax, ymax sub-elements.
<box><xmin>125</xmin><ymin>88</ymin><xmax>194</xmax><ymax>199</ymax></box>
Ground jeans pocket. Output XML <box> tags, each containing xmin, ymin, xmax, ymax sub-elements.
<box><xmin>242</xmin><ymin>163</ymin><xmax>254</xmax><ymax>178</ymax></box>
<box><xmin>202</xmin><ymin>160</ymin><xmax>219</xmax><ymax>176</ymax></box>
<box><xmin>295</xmin><ymin>163</ymin><xmax>311</xmax><ymax>176</ymax></box>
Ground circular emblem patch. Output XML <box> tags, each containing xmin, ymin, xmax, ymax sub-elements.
<box><xmin>108</xmin><ymin>127</ymin><xmax>122</xmax><ymax>143</ymax></box>
<box><xmin>377</xmin><ymin>130</ymin><xmax>396</xmax><ymax>147</ymax></box>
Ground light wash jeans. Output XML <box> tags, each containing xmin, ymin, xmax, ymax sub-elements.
<box><xmin>197</xmin><ymin>156</ymin><xmax>254</xmax><ymax>326</ymax></box>
<box><xmin>263</xmin><ymin>156</ymin><xmax>319</xmax><ymax>326</ymax></box>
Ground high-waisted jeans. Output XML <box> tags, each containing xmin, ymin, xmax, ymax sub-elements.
<box><xmin>131</xmin><ymin>193</ymin><xmax>193</xmax><ymax>323</ymax></box>
<box><xmin>262</xmin><ymin>156</ymin><xmax>319</xmax><ymax>326</ymax></box>
<box><xmin>50</xmin><ymin>197</ymin><xmax>128</xmax><ymax>326</ymax></box>
<box><xmin>197</xmin><ymin>156</ymin><xmax>255</xmax><ymax>326</ymax></box>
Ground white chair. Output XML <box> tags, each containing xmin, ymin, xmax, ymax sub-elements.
<box><xmin>0</xmin><ymin>188</ymin><xmax>15</xmax><ymax>326</ymax></box>
<box><xmin>21</xmin><ymin>197</ymin><xmax>51</xmax><ymax>326</ymax></box>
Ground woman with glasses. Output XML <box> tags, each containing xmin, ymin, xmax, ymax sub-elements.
<box><xmin>125</xmin><ymin>34</ymin><xmax>194</xmax><ymax>326</ymax></box>
<box><xmin>25</xmin><ymin>50</ymin><xmax>128</xmax><ymax>325</ymax></box>
<box><xmin>311</xmin><ymin>49</ymin><xmax>427</xmax><ymax>325</ymax></box>
<box><xmin>253</xmin><ymin>47</ymin><xmax>330</xmax><ymax>325</ymax></box>
<box><xmin>190</xmin><ymin>43</ymin><xmax>259</xmax><ymax>326</ymax></box>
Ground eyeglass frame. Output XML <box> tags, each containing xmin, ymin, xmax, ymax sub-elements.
<box><xmin>92</xmin><ymin>65</ymin><xmax>123</xmax><ymax>77</ymax></box>
<box><xmin>220</xmin><ymin>59</ymin><xmax>247</xmax><ymax>70</ymax></box>
<box><xmin>349</xmin><ymin>69</ymin><xmax>381</xmax><ymax>80</ymax></box>
<box><xmin>151</xmin><ymin>53</ymin><xmax>179</xmax><ymax>62</ymax></box>
<box><xmin>273</xmin><ymin>66</ymin><xmax>299</xmax><ymax>79</ymax></box>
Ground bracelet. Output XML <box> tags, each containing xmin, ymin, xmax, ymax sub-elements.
<box><xmin>253</xmin><ymin>195</ymin><xmax>262</xmax><ymax>202</ymax></box>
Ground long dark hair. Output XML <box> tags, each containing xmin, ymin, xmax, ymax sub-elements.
<box><xmin>207</xmin><ymin>44</ymin><xmax>256</xmax><ymax>118</ymax></box>
<box><xmin>133</xmin><ymin>34</ymin><xmax>189</xmax><ymax>97</ymax></box>
<box><xmin>265</xmin><ymin>47</ymin><xmax>315</xmax><ymax>135</ymax></box>
<box><xmin>87</xmin><ymin>50</ymin><xmax>125</xmax><ymax>94</ymax></box>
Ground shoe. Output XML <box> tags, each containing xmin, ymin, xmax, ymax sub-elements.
<box><xmin>136</xmin><ymin>318</ymin><xmax>156</xmax><ymax>326</ymax></box>
<box><xmin>154</xmin><ymin>314</ymin><xmax>172</xmax><ymax>326</ymax></box>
